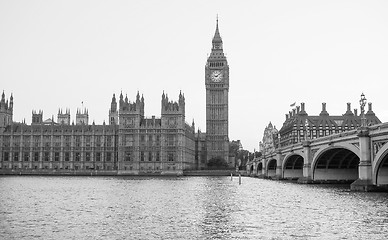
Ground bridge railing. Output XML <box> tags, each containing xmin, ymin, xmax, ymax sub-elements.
<box><xmin>368</xmin><ymin>122</ymin><xmax>388</xmax><ymax>134</ymax></box>
<box><xmin>276</xmin><ymin>129</ymin><xmax>359</xmax><ymax>152</ymax></box>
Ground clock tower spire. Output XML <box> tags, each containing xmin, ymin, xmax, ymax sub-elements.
<box><xmin>205</xmin><ymin>18</ymin><xmax>229</xmax><ymax>164</ymax></box>
<box><xmin>212</xmin><ymin>16</ymin><xmax>223</xmax><ymax>49</ymax></box>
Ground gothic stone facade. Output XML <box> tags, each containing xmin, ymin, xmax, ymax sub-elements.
<box><xmin>0</xmin><ymin>91</ymin><xmax>196</xmax><ymax>175</ymax></box>
<box><xmin>0</xmin><ymin>20</ymin><xmax>230</xmax><ymax>174</ymax></box>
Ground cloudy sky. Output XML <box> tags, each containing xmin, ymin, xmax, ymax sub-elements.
<box><xmin>1</xmin><ymin>0</ymin><xmax>387</xmax><ymax>151</ymax></box>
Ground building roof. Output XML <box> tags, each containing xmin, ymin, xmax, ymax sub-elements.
<box><xmin>279</xmin><ymin>102</ymin><xmax>381</xmax><ymax>134</ymax></box>
<box><xmin>3</xmin><ymin>122</ymin><xmax>117</xmax><ymax>134</ymax></box>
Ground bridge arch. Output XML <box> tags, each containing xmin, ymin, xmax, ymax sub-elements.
<box><xmin>282</xmin><ymin>154</ymin><xmax>304</xmax><ymax>180</ymax></box>
<box><xmin>312</xmin><ymin>146</ymin><xmax>360</xmax><ymax>182</ymax></box>
<box><xmin>266</xmin><ymin>158</ymin><xmax>277</xmax><ymax>178</ymax></box>
<box><xmin>256</xmin><ymin>161</ymin><xmax>263</xmax><ymax>175</ymax></box>
<box><xmin>373</xmin><ymin>143</ymin><xmax>388</xmax><ymax>186</ymax></box>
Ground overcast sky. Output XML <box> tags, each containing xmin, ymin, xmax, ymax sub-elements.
<box><xmin>1</xmin><ymin>0</ymin><xmax>387</xmax><ymax>151</ymax></box>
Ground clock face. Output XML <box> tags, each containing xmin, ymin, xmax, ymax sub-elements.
<box><xmin>211</xmin><ymin>70</ymin><xmax>223</xmax><ymax>82</ymax></box>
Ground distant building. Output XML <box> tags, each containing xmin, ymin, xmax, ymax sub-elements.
<box><xmin>195</xmin><ymin>130</ymin><xmax>207</xmax><ymax>169</ymax></box>
<box><xmin>259</xmin><ymin>122</ymin><xmax>278</xmax><ymax>155</ymax></box>
<box><xmin>279</xmin><ymin>102</ymin><xmax>381</xmax><ymax>147</ymax></box>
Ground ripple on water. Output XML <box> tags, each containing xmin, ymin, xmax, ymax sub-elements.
<box><xmin>1</xmin><ymin>176</ymin><xmax>388</xmax><ymax>239</ymax></box>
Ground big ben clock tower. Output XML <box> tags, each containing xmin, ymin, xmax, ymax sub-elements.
<box><xmin>205</xmin><ymin>19</ymin><xmax>229</xmax><ymax>163</ymax></box>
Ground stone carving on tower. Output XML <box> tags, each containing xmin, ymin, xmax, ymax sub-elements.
<box><xmin>205</xmin><ymin>18</ymin><xmax>229</xmax><ymax>162</ymax></box>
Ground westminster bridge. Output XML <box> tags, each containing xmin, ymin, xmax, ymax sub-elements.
<box><xmin>246</xmin><ymin>122</ymin><xmax>388</xmax><ymax>191</ymax></box>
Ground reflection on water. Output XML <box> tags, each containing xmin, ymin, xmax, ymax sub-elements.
<box><xmin>1</xmin><ymin>176</ymin><xmax>388</xmax><ymax>239</ymax></box>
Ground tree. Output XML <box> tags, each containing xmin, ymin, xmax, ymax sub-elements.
<box><xmin>255</xmin><ymin>151</ymin><xmax>262</xmax><ymax>158</ymax></box>
<box><xmin>229</xmin><ymin>140</ymin><xmax>242</xmax><ymax>157</ymax></box>
<box><xmin>207</xmin><ymin>156</ymin><xmax>229</xmax><ymax>169</ymax></box>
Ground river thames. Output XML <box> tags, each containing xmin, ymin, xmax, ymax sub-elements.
<box><xmin>1</xmin><ymin>176</ymin><xmax>388</xmax><ymax>239</ymax></box>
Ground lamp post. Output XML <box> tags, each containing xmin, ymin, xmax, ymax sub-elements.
<box><xmin>304</xmin><ymin>118</ymin><xmax>309</xmax><ymax>141</ymax></box>
<box><xmin>359</xmin><ymin>93</ymin><xmax>367</xmax><ymax>127</ymax></box>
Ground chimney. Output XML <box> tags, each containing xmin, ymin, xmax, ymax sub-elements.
<box><xmin>299</xmin><ymin>102</ymin><xmax>307</xmax><ymax>115</ymax></box>
<box><xmin>344</xmin><ymin>103</ymin><xmax>353</xmax><ymax>115</ymax></box>
<box><xmin>354</xmin><ymin>109</ymin><xmax>358</xmax><ymax>116</ymax></box>
<box><xmin>296</xmin><ymin>106</ymin><xmax>300</xmax><ymax>114</ymax></box>
<box><xmin>286</xmin><ymin>114</ymin><xmax>289</xmax><ymax>120</ymax></box>
<box><xmin>320</xmin><ymin>103</ymin><xmax>329</xmax><ymax>116</ymax></box>
<box><xmin>366</xmin><ymin>102</ymin><xmax>375</xmax><ymax>116</ymax></box>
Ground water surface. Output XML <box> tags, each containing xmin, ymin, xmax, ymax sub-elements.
<box><xmin>1</xmin><ymin>176</ymin><xmax>388</xmax><ymax>239</ymax></box>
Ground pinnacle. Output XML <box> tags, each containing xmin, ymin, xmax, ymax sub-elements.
<box><xmin>212</xmin><ymin>17</ymin><xmax>222</xmax><ymax>43</ymax></box>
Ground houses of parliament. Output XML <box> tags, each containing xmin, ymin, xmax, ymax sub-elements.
<box><xmin>0</xmin><ymin>21</ymin><xmax>231</xmax><ymax>175</ymax></box>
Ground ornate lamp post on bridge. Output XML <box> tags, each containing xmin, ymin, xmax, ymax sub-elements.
<box><xmin>350</xmin><ymin>92</ymin><xmax>377</xmax><ymax>191</ymax></box>
<box><xmin>304</xmin><ymin>118</ymin><xmax>309</xmax><ymax>141</ymax></box>
<box><xmin>360</xmin><ymin>93</ymin><xmax>367</xmax><ymax>127</ymax></box>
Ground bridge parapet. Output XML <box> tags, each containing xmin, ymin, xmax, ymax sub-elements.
<box><xmin>369</xmin><ymin>122</ymin><xmax>388</xmax><ymax>137</ymax></box>
<box><xmin>369</xmin><ymin>122</ymin><xmax>388</xmax><ymax>131</ymax></box>
<box><xmin>275</xmin><ymin>129</ymin><xmax>361</xmax><ymax>154</ymax></box>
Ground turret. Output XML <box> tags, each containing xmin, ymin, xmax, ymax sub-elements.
<box><xmin>1</xmin><ymin>91</ymin><xmax>5</xmax><ymax>104</ymax></box>
<box><xmin>161</xmin><ymin>92</ymin><xmax>186</xmax><ymax>128</ymax></box>
<box><xmin>109</xmin><ymin>94</ymin><xmax>118</xmax><ymax>125</ymax></box>
<box><xmin>57</xmin><ymin>108</ymin><xmax>71</xmax><ymax>125</ymax></box>
<box><xmin>0</xmin><ymin>91</ymin><xmax>13</xmax><ymax>127</ymax></box>
<box><xmin>76</xmin><ymin>108</ymin><xmax>89</xmax><ymax>125</ymax></box>
<box><xmin>32</xmin><ymin>110</ymin><xmax>43</xmax><ymax>125</ymax></box>
<box><xmin>161</xmin><ymin>92</ymin><xmax>185</xmax><ymax>116</ymax></box>
<box><xmin>9</xmin><ymin>93</ymin><xmax>13</xmax><ymax>110</ymax></box>
<box><xmin>179</xmin><ymin>90</ymin><xmax>185</xmax><ymax>116</ymax></box>
<box><xmin>119</xmin><ymin>92</ymin><xmax>145</xmax><ymax>116</ymax></box>
<box><xmin>118</xmin><ymin>92</ymin><xmax>145</xmax><ymax>128</ymax></box>
<box><xmin>110</xmin><ymin>94</ymin><xmax>117</xmax><ymax>112</ymax></box>
<box><xmin>119</xmin><ymin>91</ymin><xmax>124</xmax><ymax>105</ymax></box>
